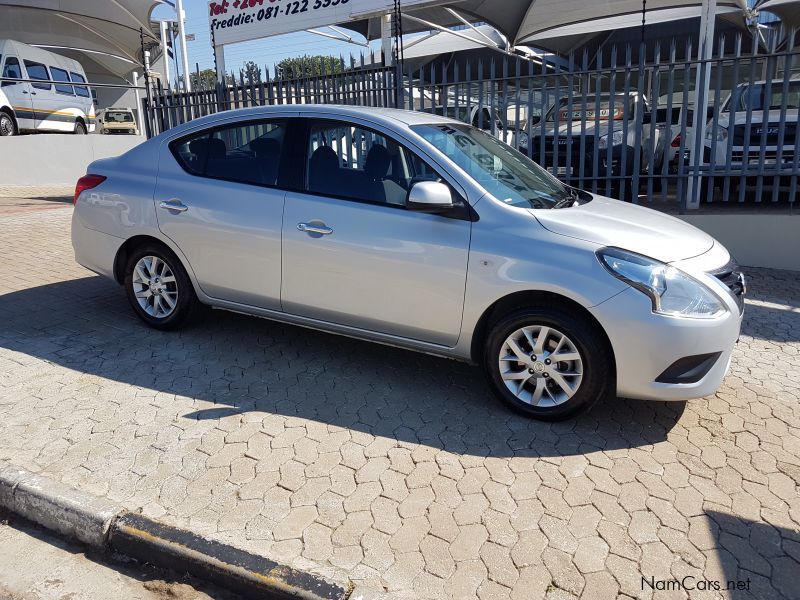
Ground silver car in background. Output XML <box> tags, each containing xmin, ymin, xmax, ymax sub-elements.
<box><xmin>72</xmin><ymin>105</ymin><xmax>745</xmax><ymax>420</ymax></box>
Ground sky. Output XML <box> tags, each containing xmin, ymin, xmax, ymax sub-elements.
<box><xmin>151</xmin><ymin>0</ymin><xmax>384</xmax><ymax>81</ymax></box>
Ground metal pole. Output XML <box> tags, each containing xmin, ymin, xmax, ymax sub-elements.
<box><xmin>687</xmin><ymin>0</ymin><xmax>716</xmax><ymax>210</ymax></box>
<box><xmin>381</xmin><ymin>13</ymin><xmax>393</xmax><ymax>67</ymax></box>
<box><xmin>132</xmin><ymin>71</ymin><xmax>144</xmax><ymax>135</ymax></box>
<box><xmin>176</xmin><ymin>0</ymin><xmax>192</xmax><ymax>92</ymax></box>
<box><xmin>159</xmin><ymin>20</ymin><xmax>172</xmax><ymax>90</ymax></box>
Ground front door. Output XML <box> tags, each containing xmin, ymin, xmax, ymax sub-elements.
<box><xmin>154</xmin><ymin>118</ymin><xmax>291</xmax><ymax>310</ymax></box>
<box><xmin>1</xmin><ymin>56</ymin><xmax>34</xmax><ymax>130</ymax></box>
<box><xmin>281</xmin><ymin>119</ymin><xmax>471</xmax><ymax>347</ymax></box>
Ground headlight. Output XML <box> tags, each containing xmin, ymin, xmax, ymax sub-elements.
<box><xmin>705</xmin><ymin>126</ymin><xmax>728</xmax><ymax>141</ymax></box>
<box><xmin>598</xmin><ymin>130</ymin><xmax>625</xmax><ymax>150</ymax></box>
<box><xmin>597</xmin><ymin>247</ymin><xmax>727</xmax><ymax>319</ymax></box>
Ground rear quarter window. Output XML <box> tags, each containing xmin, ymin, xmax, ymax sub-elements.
<box><xmin>69</xmin><ymin>72</ymin><xmax>90</xmax><ymax>97</ymax></box>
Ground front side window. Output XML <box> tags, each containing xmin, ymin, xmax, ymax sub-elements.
<box><xmin>69</xmin><ymin>72</ymin><xmax>90</xmax><ymax>97</ymax></box>
<box><xmin>734</xmin><ymin>81</ymin><xmax>800</xmax><ymax>111</ymax></box>
<box><xmin>50</xmin><ymin>66</ymin><xmax>74</xmax><ymax>95</ymax></box>
<box><xmin>23</xmin><ymin>60</ymin><xmax>51</xmax><ymax>90</ymax></box>
<box><xmin>2</xmin><ymin>57</ymin><xmax>21</xmax><ymax>87</ymax></box>
<box><xmin>171</xmin><ymin>120</ymin><xmax>287</xmax><ymax>187</ymax></box>
<box><xmin>305</xmin><ymin>120</ymin><xmax>440</xmax><ymax>206</ymax></box>
<box><xmin>413</xmin><ymin>122</ymin><xmax>570</xmax><ymax>209</ymax></box>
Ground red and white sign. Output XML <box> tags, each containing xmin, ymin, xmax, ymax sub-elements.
<box><xmin>208</xmin><ymin>0</ymin><xmax>437</xmax><ymax>46</ymax></box>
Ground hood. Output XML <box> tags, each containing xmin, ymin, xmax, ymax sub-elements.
<box><xmin>533</xmin><ymin>120</ymin><xmax>619</xmax><ymax>137</ymax></box>
<box><xmin>531</xmin><ymin>195</ymin><xmax>715</xmax><ymax>263</ymax></box>
<box><xmin>717</xmin><ymin>109</ymin><xmax>799</xmax><ymax>128</ymax></box>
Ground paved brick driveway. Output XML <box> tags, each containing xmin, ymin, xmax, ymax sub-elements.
<box><xmin>0</xmin><ymin>197</ymin><xmax>798</xmax><ymax>599</ymax></box>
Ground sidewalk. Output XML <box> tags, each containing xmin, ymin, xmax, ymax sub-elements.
<box><xmin>0</xmin><ymin>193</ymin><xmax>798</xmax><ymax>599</ymax></box>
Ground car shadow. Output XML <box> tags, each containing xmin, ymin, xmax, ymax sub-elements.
<box><xmin>740</xmin><ymin>267</ymin><xmax>800</xmax><ymax>344</ymax></box>
<box><xmin>0</xmin><ymin>276</ymin><xmax>690</xmax><ymax>458</ymax></box>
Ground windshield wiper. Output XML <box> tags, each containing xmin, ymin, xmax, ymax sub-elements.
<box><xmin>552</xmin><ymin>188</ymin><xmax>579</xmax><ymax>209</ymax></box>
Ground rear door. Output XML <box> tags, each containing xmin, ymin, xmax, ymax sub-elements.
<box><xmin>154</xmin><ymin>117</ymin><xmax>293</xmax><ymax>310</ymax></box>
<box><xmin>1</xmin><ymin>56</ymin><xmax>34</xmax><ymax>129</ymax></box>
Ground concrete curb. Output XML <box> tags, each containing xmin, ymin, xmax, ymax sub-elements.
<box><xmin>0</xmin><ymin>465</ymin><xmax>349</xmax><ymax>600</ymax></box>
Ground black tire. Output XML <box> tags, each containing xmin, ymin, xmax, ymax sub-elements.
<box><xmin>483</xmin><ymin>305</ymin><xmax>612</xmax><ymax>420</ymax></box>
<box><xmin>124</xmin><ymin>243</ymin><xmax>198</xmax><ymax>330</ymax></box>
<box><xmin>74</xmin><ymin>120</ymin><xmax>87</xmax><ymax>135</ymax></box>
<box><xmin>0</xmin><ymin>112</ymin><xmax>17</xmax><ymax>136</ymax></box>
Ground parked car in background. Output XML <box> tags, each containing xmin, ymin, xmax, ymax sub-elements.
<box><xmin>72</xmin><ymin>105</ymin><xmax>744</xmax><ymax>420</ymax></box>
<box><xmin>524</xmin><ymin>93</ymin><xmax>660</xmax><ymax>200</ymax></box>
<box><xmin>0</xmin><ymin>39</ymin><xmax>95</xmax><ymax>136</ymax></box>
<box><xmin>656</xmin><ymin>93</ymin><xmax>720</xmax><ymax>172</ymax></box>
<box><xmin>422</xmin><ymin>105</ymin><xmax>516</xmax><ymax>145</ymax></box>
<box><xmin>701</xmin><ymin>78</ymin><xmax>799</xmax><ymax>198</ymax></box>
<box><xmin>97</xmin><ymin>107</ymin><xmax>138</xmax><ymax>135</ymax></box>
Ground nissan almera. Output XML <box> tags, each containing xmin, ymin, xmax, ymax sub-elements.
<box><xmin>72</xmin><ymin>105</ymin><xmax>744</xmax><ymax>420</ymax></box>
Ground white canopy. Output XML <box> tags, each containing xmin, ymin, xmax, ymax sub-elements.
<box><xmin>758</xmin><ymin>0</ymin><xmax>800</xmax><ymax>26</ymax></box>
<box><xmin>0</xmin><ymin>0</ymin><xmax>163</xmax><ymax>79</ymax></box>
<box><xmin>340</xmin><ymin>0</ymin><xmax>754</xmax><ymax>52</ymax></box>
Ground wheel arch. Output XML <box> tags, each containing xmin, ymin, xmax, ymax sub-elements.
<box><xmin>114</xmin><ymin>234</ymin><xmax>178</xmax><ymax>285</ymax></box>
<box><xmin>469</xmin><ymin>290</ymin><xmax>616</xmax><ymax>375</ymax></box>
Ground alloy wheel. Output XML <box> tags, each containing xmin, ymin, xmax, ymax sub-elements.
<box><xmin>132</xmin><ymin>255</ymin><xmax>179</xmax><ymax>318</ymax></box>
<box><xmin>498</xmin><ymin>325</ymin><xmax>584</xmax><ymax>407</ymax></box>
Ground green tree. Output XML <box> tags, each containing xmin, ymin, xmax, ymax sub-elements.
<box><xmin>242</xmin><ymin>60</ymin><xmax>262</xmax><ymax>85</ymax></box>
<box><xmin>184</xmin><ymin>69</ymin><xmax>232</xmax><ymax>90</ymax></box>
<box><xmin>275</xmin><ymin>55</ymin><xmax>345</xmax><ymax>80</ymax></box>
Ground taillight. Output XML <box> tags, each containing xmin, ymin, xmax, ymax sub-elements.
<box><xmin>74</xmin><ymin>174</ymin><xmax>106</xmax><ymax>205</ymax></box>
<box><xmin>671</xmin><ymin>134</ymin><xmax>682</xmax><ymax>148</ymax></box>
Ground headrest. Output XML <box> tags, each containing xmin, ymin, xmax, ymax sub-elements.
<box><xmin>189</xmin><ymin>137</ymin><xmax>226</xmax><ymax>160</ymax></box>
<box><xmin>309</xmin><ymin>145</ymin><xmax>340</xmax><ymax>173</ymax></box>
<box><xmin>251</xmin><ymin>137</ymin><xmax>280</xmax><ymax>158</ymax></box>
<box><xmin>364</xmin><ymin>144</ymin><xmax>392</xmax><ymax>179</ymax></box>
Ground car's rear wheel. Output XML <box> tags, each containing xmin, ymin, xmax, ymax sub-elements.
<box><xmin>124</xmin><ymin>244</ymin><xmax>197</xmax><ymax>330</ymax></box>
<box><xmin>0</xmin><ymin>112</ymin><xmax>17</xmax><ymax>136</ymax></box>
<box><xmin>483</xmin><ymin>306</ymin><xmax>611</xmax><ymax>420</ymax></box>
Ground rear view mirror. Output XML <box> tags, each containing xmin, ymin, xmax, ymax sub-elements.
<box><xmin>407</xmin><ymin>181</ymin><xmax>454</xmax><ymax>213</ymax></box>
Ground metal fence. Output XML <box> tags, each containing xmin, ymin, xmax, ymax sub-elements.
<box><xmin>142</xmin><ymin>30</ymin><xmax>799</xmax><ymax>211</ymax></box>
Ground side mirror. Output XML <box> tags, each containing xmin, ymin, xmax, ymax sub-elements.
<box><xmin>407</xmin><ymin>181</ymin><xmax>453</xmax><ymax>213</ymax></box>
<box><xmin>530</xmin><ymin>115</ymin><xmax>541</xmax><ymax>125</ymax></box>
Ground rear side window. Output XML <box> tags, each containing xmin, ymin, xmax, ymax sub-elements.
<box><xmin>69</xmin><ymin>72</ymin><xmax>90</xmax><ymax>97</ymax></box>
<box><xmin>2</xmin><ymin>57</ymin><xmax>21</xmax><ymax>87</ymax></box>
<box><xmin>50</xmin><ymin>67</ymin><xmax>74</xmax><ymax>95</ymax></box>
<box><xmin>23</xmin><ymin>60</ymin><xmax>51</xmax><ymax>90</ymax></box>
<box><xmin>171</xmin><ymin>120</ymin><xmax>287</xmax><ymax>187</ymax></box>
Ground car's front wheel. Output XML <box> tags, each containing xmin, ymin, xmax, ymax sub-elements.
<box><xmin>0</xmin><ymin>112</ymin><xmax>17</xmax><ymax>136</ymax></box>
<box><xmin>483</xmin><ymin>306</ymin><xmax>611</xmax><ymax>420</ymax></box>
<box><xmin>124</xmin><ymin>244</ymin><xmax>197</xmax><ymax>330</ymax></box>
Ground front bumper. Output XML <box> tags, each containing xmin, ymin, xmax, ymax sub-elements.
<box><xmin>590</xmin><ymin>281</ymin><xmax>743</xmax><ymax>402</ymax></box>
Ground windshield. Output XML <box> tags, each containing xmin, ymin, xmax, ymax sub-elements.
<box><xmin>412</xmin><ymin>123</ymin><xmax>570</xmax><ymax>209</ymax></box>
<box><xmin>726</xmin><ymin>81</ymin><xmax>800</xmax><ymax>111</ymax></box>
<box><xmin>547</xmin><ymin>95</ymin><xmax>633</xmax><ymax>122</ymax></box>
<box><xmin>104</xmin><ymin>111</ymin><xmax>134</xmax><ymax>122</ymax></box>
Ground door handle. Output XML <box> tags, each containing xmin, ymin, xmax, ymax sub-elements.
<box><xmin>21</xmin><ymin>90</ymin><xmax>28</xmax><ymax>94</ymax></box>
<box><xmin>297</xmin><ymin>222</ymin><xmax>333</xmax><ymax>235</ymax></box>
<box><xmin>159</xmin><ymin>199</ymin><xmax>189</xmax><ymax>213</ymax></box>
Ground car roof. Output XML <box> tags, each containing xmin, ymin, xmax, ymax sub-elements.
<box><xmin>161</xmin><ymin>104</ymin><xmax>456</xmax><ymax>138</ymax></box>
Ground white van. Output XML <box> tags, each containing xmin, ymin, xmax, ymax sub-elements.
<box><xmin>0</xmin><ymin>39</ymin><xmax>95</xmax><ymax>136</ymax></box>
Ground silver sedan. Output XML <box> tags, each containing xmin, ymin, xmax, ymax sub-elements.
<box><xmin>71</xmin><ymin>105</ymin><xmax>744</xmax><ymax>420</ymax></box>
